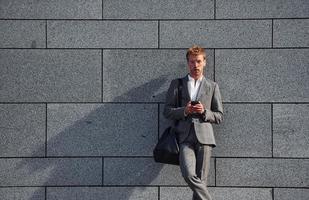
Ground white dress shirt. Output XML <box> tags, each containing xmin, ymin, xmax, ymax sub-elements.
<box><xmin>188</xmin><ymin>75</ymin><xmax>203</xmax><ymax>101</ymax></box>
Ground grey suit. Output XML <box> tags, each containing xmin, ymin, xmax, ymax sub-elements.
<box><xmin>164</xmin><ymin>75</ymin><xmax>223</xmax><ymax>200</ymax></box>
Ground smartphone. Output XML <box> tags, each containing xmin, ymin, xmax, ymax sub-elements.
<box><xmin>191</xmin><ymin>101</ymin><xmax>200</xmax><ymax>105</ymax></box>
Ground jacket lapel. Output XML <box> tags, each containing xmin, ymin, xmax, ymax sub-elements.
<box><xmin>196</xmin><ymin>76</ymin><xmax>211</xmax><ymax>101</ymax></box>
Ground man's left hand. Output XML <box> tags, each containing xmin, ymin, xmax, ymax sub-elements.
<box><xmin>192</xmin><ymin>102</ymin><xmax>205</xmax><ymax>114</ymax></box>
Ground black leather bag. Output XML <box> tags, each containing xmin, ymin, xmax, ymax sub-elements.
<box><xmin>153</xmin><ymin>127</ymin><xmax>179</xmax><ymax>165</ymax></box>
<box><xmin>153</xmin><ymin>79</ymin><xmax>182</xmax><ymax>165</ymax></box>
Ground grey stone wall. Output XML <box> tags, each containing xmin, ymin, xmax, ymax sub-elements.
<box><xmin>0</xmin><ymin>0</ymin><xmax>308</xmax><ymax>200</ymax></box>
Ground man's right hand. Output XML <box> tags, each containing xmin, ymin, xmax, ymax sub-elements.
<box><xmin>185</xmin><ymin>101</ymin><xmax>204</xmax><ymax>116</ymax></box>
<box><xmin>185</xmin><ymin>101</ymin><xmax>193</xmax><ymax>116</ymax></box>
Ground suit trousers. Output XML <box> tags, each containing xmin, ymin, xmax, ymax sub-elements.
<box><xmin>179</xmin><ymin>124</ymin><xmax>212</xmax><ymax>200</ymax></box>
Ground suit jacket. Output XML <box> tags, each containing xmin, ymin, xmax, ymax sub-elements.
<box><xmin>163</xmin><ymin>75</ymin><xmax>223</xmax><ymax>146</ymax></box>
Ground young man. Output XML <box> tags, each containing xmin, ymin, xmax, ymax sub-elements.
<box><xmin>164</xmin><ymin>45</ymin><xmax>223</xmax><ymax>200</ymax></box>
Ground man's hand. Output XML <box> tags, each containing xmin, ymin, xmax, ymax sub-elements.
<box><xmin>191</xmin><ymin>101</ymin><xmax>204</xmax><ymax>114</ymax></box>
<box><xmin>185</xmin><ymin>101</ymin><xmax>205</xmax><ymax>115</ymax></box>
<box><xmin>185</xmin><ymin>101</ymin><xmax>193</xmax><ymax>115</ymax></box>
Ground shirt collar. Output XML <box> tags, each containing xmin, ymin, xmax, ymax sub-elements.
<box><xmin>188</xmin><ymin>74</ymin><xmax>204</xmax><ymax>82</ymax></box>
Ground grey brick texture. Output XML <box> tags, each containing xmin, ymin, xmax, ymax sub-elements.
<box><xmin>47</xmin><ymin>21</ymin><xmax>158</xmax><ymax>48</ymax></box>
<box><xmin>212</xmin><ymin>104</ymin><xmax>272</xmax><ymax>157</ymax></box>
<box><xmin>216</xmin><ymin>158</ymin><xmax>309</xmax><ymax>187</ymax></box>
<box><xmin>0</xmin><ymin>158</ymin><xmax>102</xmax><ymax>186</ymax></box>
<box><xmin>47</xmin><ymin>104</ymin><xmax>157</xmax><ymax>156</ymax></box>
<box><xmin>274</xmin><ymin>19</ymin><xmax>309</xmax><ymax>47</ymax></box>
<box><xmin>216</xmin><ymin>0</ymin><xmax>309</xmax><ymax>19</ymax></box>
<box><xmin>0</xmin><ymin>0</ymin><xmax>308</xmax><ymax>199</ymax></box>
<box><xmin>274</xmin><ymin>188</ymin><xmax>309</xmax><ymax>200</ymax></box>
<box><xmin>47</xmin><ymin>187</ymin><xmax>158</xmax><ymax>200</ymax></box>
<box><xmin>0</xmin><ymin>187</ymin><xmax>44</xmax><ymax>200</ymax></box>
<box><xmin>160</xmin><ymin>187</ymin><xmax>273</xmax><ymax>200</ymax></box>
<box><xmin>0</xmin><ymin>50</ymin><xmax>101</xmax><ymax>102</ymax></box>
<box><xmin>103</xmin><ymin>0</ymin><xmax>214</xmax><ymax>19</ymax></box>
<box><xmin>0</xmin><ymin>20</ymin><xmax>45</xmax><ymax>48</ymax></box>
<box><xmin>0</xmin><ymin>0</ymin><xmax>102</xmax><ymax>19</ymax></box>
<box><xmin>0</xmin><ymin>104</ymin><xmax>45</xmax><ymax>157</ymax></box>
<box><xmin>273</xmin><ymin>104</ymin><xmax>309</xmax><ymax>157</ymax></box>
<box><xmin>216</xmin><ymin>49</ymin><xmax>309</xmax><ymax>102</ymax></box>
<box><xmin>160</xmin><ymin>20</ymin><xmax>272</xmax><ymax>48</ymax></box>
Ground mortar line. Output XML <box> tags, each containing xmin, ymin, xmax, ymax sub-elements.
<box><xmin>214</xmin><ymin>0</ymin><xmax>216</xmax><ymax>19</ymax></box>
<box><xmin>271</xmin><ymin>103</ymin><xmax>274</xmax><ymax>157</ymax></box>
<box><xmin>272</xmin><ymin>188</ymin><xmax>275</xmax><ymax>200</ymax></box>
<box><xmin>158</xmin><ymin>20</ymin><xmax>160</xmax><ymax>48</ymax></box>
<box><xmin>214</xmin><ymin>158</ymin><xmax>217</xmax><ymax>186</ymax></box>
<box><xmin>101</xmin><ymin>49</ymin><xmax>104</xmax><ymax>102</ymax></box>
<box><xmin>102</xmin><ymin>157</ymin><xmax>104</xmax><ymax>186</ymax></box>
<box><xmin>1</xmin><ymin>17</ymin><xmax>308</xmax><ymax>21</ymax></box>
<box><xmin>0</xmin><ymin>185</ymin><xmax>308</xmax><ymax>189</ymax></box>
<box><xmin>45</xmin><ymin>103</ymin><xmax>47</xmax><ymax>157</ymax></box>
<box><xmin>1</xmin><ymin>102</ymin><xmax>308</xmax><ymax>105</ymax></box>
<box><xmin>0</xmin><ymin>47</ymin><xmax>309</xmax><ymax>50</ymax></box>
<box><xmin>158</xmin><ymin>104</ymin><xmax>160</xmax><ymax>141</ymax></box>
<box><xmin>1</xmin><ymin>156</ymin><xmax>308</xmax><ymax>159</ymax></box>
<box><xmin>271</xmin><ymin>19</ymin><xmax>274</xmax><ymax>48</ymax></box>
<box><xmin>45</xmin><ymin>20</ymin><xmax>48</xmax><ymax>48</ymax></box>
<box><xmin>101</xmin><ymin>0</ymin><xmax>104</xmax><ymax>19</ymax></box>
<box><xmin>213</xmin><ymin>49</ymin><xmax>216</xmax><ymax>81</ymax></box>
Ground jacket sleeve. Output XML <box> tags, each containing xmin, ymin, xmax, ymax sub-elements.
<box><xmin>202</xmin><ymin>83</ymin><xmax>223</xmax><ymax>124</ymax></box>
<box><xmin>163</xmin><ymin>79</ymin><xmax>186</xmax><ymax>121</ymax></box>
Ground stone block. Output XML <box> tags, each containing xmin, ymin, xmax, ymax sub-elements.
<box><xmin>160</xmin><ymin>187</ymin><xmax>192</xmax><ymax>200</ymax></box>
<box><xmin>273</xmin><ymin>104</ymin><xmax>309</xmax><ymax>157</ymax></box>
<box><xmin>103</xmin><ymin>49</ymin><xmax>214</xmax><ymax>102</ymax></box>
<box><xmin>216</xmin><ymin>0</ymin><xmax>309</xmax><ymax>19</ymax></box>
<box><xmin>0</xmin><ymin>0</ymin><xmax>101</xmax><ymax>19</ymax></box>
<box><xmin>211</xmin><ymin>188</ymin><xmax>272</xmax><ymax>200</ymax></box>
<box><xmin>103</xmin><ymin>0</ymin><xmax>214</xmax><ymax>19</ymax></box>
<box><xmin>274</xmin><ymin>19</ymin><xmax>309</xmax><ymax>47</ymax></box>
<box><xmin>160</xmin><ymin>187</ymin><xmax>272</xmax><ymax>200</ymax></box>
<box><xmin>0</xmin><ymin>50</ymin><xmax>101</xmax><ymax>102</ymax></box>
<box><xmin>213</xmin><ymin>104</ymin><xmax>272</xmax><ymax>157</ymax></box>
<box><xmin>47</xmin><ymin>104</ymin><xmax>157</xmax><ymax>156</ymax></box>
<box><xmin>47</xmin><ymin>187</ymin><xmax>158</xmax><ymax>200</ymax></box>
<box><xmin>0</xmin><ymin>20</ymin><xmax>45</xmax><ymax>48</ymax></box>
<box><xmin>0</xmin><ymin>158</ymin><xmax>102</xmax><ymax>186</ymax></box>
<box><xmin>216</xmin><ymin>158</ymin><xmax>309</xmax><ymax>187</ymax></box>
<box><xmin>0</xmin><ymin>187</ymin><xmax>44</xmax><ymax>200</ymax></box>
<box><xmin>215</xmin><ymin>49</ymin><xmax>309</xmax><ymax>102</ymax></box>
<box><xmin>0</xmin><ymin>104</ymin><xmax>45</xmax><ymax>157</ymax></box>
<box><xmin>274</xmin><ymin>188</ymin><xmax>309</xmax><ymax>200</ymax></box>
<box><xmin>48</xmin><ymin>21</ymin><xmax>158</xmax><ymax>48</ymax></box>
<box><xmin>160</xmin><ymin>20</ymin><xmax>271</xmax><ymax>48</ymax></box>
<box><xmin>104</xmin><ymin>158</ymin><xmax>215</xmax><ymax>186</ymax></box>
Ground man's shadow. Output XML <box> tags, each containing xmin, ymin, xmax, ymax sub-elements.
<box><xmin>14</xmin><ymin>75</ymin><xmax>186</xmax><ymax>200</ymax></box>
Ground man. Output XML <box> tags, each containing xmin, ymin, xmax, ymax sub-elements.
<box><xmin>164</xmin><ymin>45</ymin><xmax>223</xmax><ymax>200</ymax></box>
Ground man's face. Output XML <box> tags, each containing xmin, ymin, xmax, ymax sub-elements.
<box><xmin>187</xmin><ymin>54</ymin><xmax>206</xmax><ymax>79</ymax></box>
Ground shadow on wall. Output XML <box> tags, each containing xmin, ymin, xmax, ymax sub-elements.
<box><xmin>15</xmin><ymin>76</ymin><xmax>177</xmax><ymax>200</ymax></box>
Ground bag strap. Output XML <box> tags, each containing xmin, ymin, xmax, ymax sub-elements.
<box><xmin>173</xmin><ymin>78</ymin><xmax>183</xmax><ymax>127</ymax></box>
<box><xmin>176</xmin><ymin>78</ymin><xmax>183</xmax><ymax>107</ymax></box>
